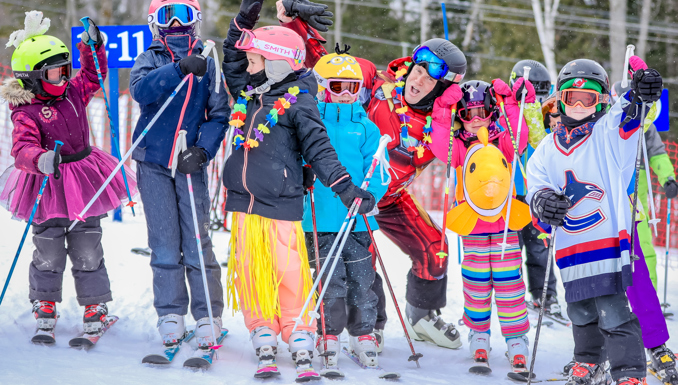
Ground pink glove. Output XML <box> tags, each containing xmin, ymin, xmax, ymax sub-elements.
<box><xmin>629</xmin><ymin>55</ymin><xmax>648</xmax><ymax>75</ymax></box>
<box><xmin>511</xmin><ymin>78</ymin><xmax>536</xmax><ymax>104</ymax></box>
<box><xmin>492</xmin><ymin>78</ymin><xmax>512</xmax><ymax>97</ymax></box>
<box><xmin>431</xmin><ymin>84</ymin><xmax>462</xmax><ymax>129</ymax></box>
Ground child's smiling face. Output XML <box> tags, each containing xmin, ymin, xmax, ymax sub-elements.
<box><xmin>246</xmin><ymin>52</ymin><xmax>265</xmax><ymax>75</ymax></box>
<box><xmin>329</xmin><ymin>93</ymin><xmax>357</xmax><ymax>104</ymax></box>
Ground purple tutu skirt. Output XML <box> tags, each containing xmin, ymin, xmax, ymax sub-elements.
<box><xmin>0</xmin><ymin>147</ymin><xmax>138</xmax><ymax>224</ymax></box>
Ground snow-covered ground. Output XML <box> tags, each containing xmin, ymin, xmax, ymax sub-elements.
<box><xmin>0</xmin><ymin>209</ymin><xmax>676</xmax><ymax>384</ymax></box>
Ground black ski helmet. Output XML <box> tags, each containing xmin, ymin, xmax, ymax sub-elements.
<box><xmin>413</xmin><ymin>38</ymin><xmax>467</xmax><ymax>86</ymax></box>
<box><xmin>557</xmin><ymin>59</ymin><xmax>610</xmax><ymax>95</ymax></box>
<box><xmin>510</xmin><ymin>60</ymin><xmax>551</xmax><ymax>100</ymax></box>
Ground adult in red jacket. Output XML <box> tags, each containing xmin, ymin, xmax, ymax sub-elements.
<box><xmin>278</xmin><ymin>0</ymin><xmax>467</xmax><ymax>349</ymax></box>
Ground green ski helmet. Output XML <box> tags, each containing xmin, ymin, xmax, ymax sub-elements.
<box><xmin>11</xmin><ymin>34</ymin><xmax>71</xmax><ymax>93</ymax></box>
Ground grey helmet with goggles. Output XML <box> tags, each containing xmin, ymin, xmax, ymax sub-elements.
<box><xmin>411</xmin><ymin>38</ymin><xmax>466</xmax><ymax>87</ymax></box>
<box><xmin>148</xmin><ymin>0</ymin><xmax>202</xmax><ymax>38</ymax></box>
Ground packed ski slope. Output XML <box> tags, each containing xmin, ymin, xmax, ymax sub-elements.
<box><xmin>0</xmin><ymin>209</ymin><xmax>676</xmax><ymax>385</ymax></box>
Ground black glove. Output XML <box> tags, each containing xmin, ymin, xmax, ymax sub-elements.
<box><xmin>664</xmin><ymin>178</ymin><xmax>678</xmax><ymax>199</ymax></box>
<box><xmin>633</xmin><ymin>68</ymin><xmax>663</xmax><ymax>103</ymax></box>
<box><xmin>239</xmin><ymin>0</ymin><xmax>263</xmax><ymax>23</ymax></box>
<box><xmin>530</xmin><ymin>189</ymin><xmax>571</xmax><ymax>226</ymax></box>
<box><xmin>179</xmin><ymin>55</ymin><xmax>207</xmax><ymax>77</ymax></box>
<box><xmin>303</xmin><ymin>166</ymin><xmax>316</xmax><ymax>195</ymax></box>
<box><xmin>282</xmin><ymin>0</ymin><xmax>334</xmax><ymax>32</ymax></box>
<box><xmin>337</xmin><ymin>183</ymin><xmax>376</xmax><ymax>215</ymax></box>
<box><xmin>177</xmin><ymin>147</ymin><xmax>207</xmax><ymax>175</ymax></box>
<box><xmin>81</xmin><ymin>18</ymin><xmax>104</xmax><ymax>48</ymax></box>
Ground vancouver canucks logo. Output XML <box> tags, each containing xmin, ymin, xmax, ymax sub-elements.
<box><xmin>562</xmin><ymin>170</ymin><xmax>606</xmax><ymax>234</ymax></box>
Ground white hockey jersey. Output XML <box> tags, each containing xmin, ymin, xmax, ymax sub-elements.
<box><xmin>526</xmin><ymin>99</ymin><xmax>643</xmax><ymax>303</ymax></box>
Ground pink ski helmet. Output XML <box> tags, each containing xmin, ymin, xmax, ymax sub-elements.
<box><xmin>148</xmin><ymin>0</ymin><xmax>202</xmax><ymax>38</ymax></box>
<box><xmin>235</xmin><ymin>26</ymin><xmax>305</xmax><ymax>71</ymax></box>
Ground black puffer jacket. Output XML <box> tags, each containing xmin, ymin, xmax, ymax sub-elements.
<box><xmin>222</xmin><ymin>16</ymin><xmax>349</xmax><ymax>221</ymax></box>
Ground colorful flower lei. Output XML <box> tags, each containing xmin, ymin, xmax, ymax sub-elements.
<box><xmin>393</xmin><ymin>63</ymin><xmax>433</xmax><ymax>159</ymax></box>
<box><xmin>229</xmin><ymin>86</ymin><xmax>305</xmax><ymax>150</ymax></box>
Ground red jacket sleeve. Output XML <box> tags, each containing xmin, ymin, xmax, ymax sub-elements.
<box><xmin>69</xmin><ymin>42</ymin><xmax>107</xmax><ymax>106</ymax></box>
<box><xmin>11</xmin><ymin>111</ymin><xmax>45</xmax><ymax>175</ymax></box>
<box><xmin>280</xmin><ymin>18</ymin><xmax>328</xmax><ymax>69</ymax></box>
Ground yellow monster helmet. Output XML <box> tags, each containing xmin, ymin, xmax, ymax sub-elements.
<box><xmin>313</xmin><ymin>43</ymin><xmax>363</xmax><ymax>94</ymax></box>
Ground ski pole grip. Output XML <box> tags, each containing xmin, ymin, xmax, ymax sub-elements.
<box><xmin>53</xmin><ymin>140</ymin><xmax>64</xmax><ymax>180</ymax></box>
<box><xmin>522</xmin><ymin>66</ymin><xmax>531</xmax><ymax>81</ymax></box>
<box><xmin>622</xmin><ymin>44</ymin><xmax>635</xmax><ymax>88</ymax></box>
<box><xmin>79</xmin><ymin>17</ymin><xmax>96</xmax><ymax>47</ymax></box>
<box><xmin>374</xmin><ymin>135</ymin><xmax>392</xmax><ymax>160</ymax></box>
<box><xmin>202</xmin><ymin>40</ymin><xmax>216</xmax><ymax>55</ymax></box>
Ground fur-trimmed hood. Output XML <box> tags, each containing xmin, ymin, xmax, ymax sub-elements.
<box><xmin>0</xmin><ymin>77</ymin><xmax>35</xmax><ymax>107</ymax></box>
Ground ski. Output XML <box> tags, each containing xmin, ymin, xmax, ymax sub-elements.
<box><xmin>469</xmin><ymin>349</ymin><xmax>492</xmax><ymax>375</ymax></box>
<box><xmin>31</xmin><ymin>329</ymin><xmax>56</xmax><ymax>345</ymax></box>
<box><xmin>526</xmin><ymin>301</ymin><xmax>571</xmax><ymax>327</ymax></box>
<box><xmin>142</xmin><ymin>330</ymin><xmax>196</xmax><ymax>364</ymax></box>
<box><xmin>182</xmin><ymin>330</ymin><xmax>228</xmax><ymax>369</ymax></box>
<box><xmin>507</xmin><ymin>372</ymin><xmax>566</xmax><ymax>382</ymax></box>
<box><xmin>342</xmin><ymin>346</ymin><xmax>400</xmax><ymax>380</ymax></box>
<box><xmin>68</xmin><ymin>315</ymin><xmax>119</xmax><ymax>349</ymax></box>
<box><xmin>130</xmin><ymin>247</ymin><xmax>151</xmax><ymax>256</ymax></box>
<box><xmin>648</xmin><ymin>360</ymin><xmax>678</xmax><ymax>385</ymax></box>
<box><xmin>319</xmin><ymin>366</ymin><xmax>345</xmax><ymax>379</ymax></box>
<box><xmin>254</xmin><ymin>345</ymin><xmax>281</xmax><ymax>379</ymax></box>
<box><xmin>294</xmin><ymin>349</ymin><xmax>321</xmax><ymax>383</ymax></box>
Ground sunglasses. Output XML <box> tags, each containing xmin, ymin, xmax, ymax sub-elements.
<box><xmin>327</xmin><ymin>79</ymin><xmax>361</xmax><ymax>96</ymax></box>
<box><xmin>558</xmin><ymin>89</ymin><xmax>609</xmax><ymax>109</ymax></box>
<box><xmin>150</xmin><ymin>4</ymin><xmax>201</xmax><ymax>27</ymax></box>
<box><xmin>235</xmin><ymin>30</ymin><xmax>305</xmax><ymax>63</ymax></box>
<box><xmin>459</xmin><ymin>106</ymin><xmax>492</xmax><ymax>123</ymax></box>
<box><xmin>411</xmin><ymin>46</ymin><xmax>464</xmax><ymax>83</ymax></box>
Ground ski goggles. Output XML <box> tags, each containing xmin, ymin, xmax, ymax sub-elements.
<box><xmin>412</xmin><ymin>46</ymin><xmax>464</xmax><ymax>83</ymax></box>
<box><xmin>150</xmin><ymin>4</ymin><xmax>201</xmax><ymax>27</ymax></box>
<box><xmin>235</xmin><ymin>29</ymin><xmax>305</xmax><ymax>63</ymax></box>
<box><xmin>327</xmin><ymin>79</ymin><xmax>362</xmax><ymax>96</ymax></box>
<box><xmin>14</xmin><ymin>61</ymin><xmax>72</xmax><ymax>85</ymax></box>
<box><xmin>558</xmin><ymin>89</ymin><xmax>609</xmax><ymax>109</ymax></box>
<box><xmin>459</xmin><ymin>106</ymin><xmax>492</xmax><ymax>123</ymax></box>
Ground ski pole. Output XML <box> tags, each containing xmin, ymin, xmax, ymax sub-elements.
<box><xmin>629</xmin><ymin>101</ymin><xmax>648</xmax><ymax>273</ymax></box>
<box><xmin>498</xmin><ymin>66</ymin><xmax>531</xmax><ymax>259</ymax></box>
<box><xmin>441</xmin><ymin>3</ymin><xmax>449</xmax><ymax>40</ymax></box>
<box><xmin>292</xmin><ymin>135</ymin><xmax>391</xmax><ymax>333</ymax></box>
<box><xmin>80</xmin><ymin>17</ymin><xmax>136</xmax><ymax>216</ymax></box>
<box><xmin>641</xmin><ymin>131</ymin><xmax>660</xmax><ymax>235</ymax></box>
<box><xmin>362</xmin><ymin>214</ymin><xmax>423</xmax><ymax>368</ymax></box>
<box><xmin>436</xmin><ymin>104</ymin><xmax>457</xmax><ymax>268</ymax></box>
<box><xmin>492</xmin><ymin>88</ymin><xmax>528</xmax><ymax>179</ymax></box>
<box><xmin>175</xmin><ymin>130</ymin><xmax>220</xmax><ymax>350</ymax></box>
<box><xmin>527</xmin><ymin>223</ymin><xmax>558</xmax><ymax>385</ymax></box>
<box><xmin>209</xmin><ymin>126</ymin><xmax>235</xmax><ymax>237</ymax></box>
<box><xmin>67</xmin><ymin>41</ymin><xmax>217</xmax><ymax>232</ymax></box>
<box><xmin>663</xmin><ymin>198</ymin><xmax>671</xmax><ymax>313</ymax></box>
<box><xmin>0</xmin><ymin>141</ymin><xmax>63</xmax><ymax>307</ymax></box>
<box><xmin>307</xmin><ymin>174</ymin><xmax>330</xmax><ymax>365</ymax></box>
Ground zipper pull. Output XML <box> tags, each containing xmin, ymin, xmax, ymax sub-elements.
<box><xmin>337</xmin><ymin>105</ymin><xmax>340</xmax><ymax>123</ymax></box>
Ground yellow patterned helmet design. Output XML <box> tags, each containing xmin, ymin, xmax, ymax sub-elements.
<box><xmin>313</xmin><ymin>44</ymin><xmax>363</xmax><ymax>93</ymax></box>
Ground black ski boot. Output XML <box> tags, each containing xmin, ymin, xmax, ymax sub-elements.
<box><xmin>648</xmin><ymin>344</ymin><xmax>678</xmax><ymax>385</ymax></box>
<box><xmin>83</xmin><ymin>303</ymin><xmax>109</xmax><ymax>334</ymax></box>
<box><xmin>31</xmin><ymin>300</ymin><xmax>57</xmax><ymax>344</ymax></box>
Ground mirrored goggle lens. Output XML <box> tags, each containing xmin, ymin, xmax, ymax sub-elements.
<box><xmin>413</xmin><ymin>47</ymin><xmax>450</xmax><ymax>80</ymax></box>
<box><xmin>156</xmin><ymin>4</ymin><xmax>196</xmax><ymax>26</ymax></box>
<box><xmin>560</xmin><ymin>90</ymin><xmax>600</xmax><ymax>108</ymax></box>
<box><xmin>236</xmin><ymin>31</ymin><xmax>254</xmax><ymax>49</ymax></box>
<box><xmin>459</xmin><ymin>107</ymin><xmax>491</xmax><ymax>122</ymax></box>
<box><xmin>43</xmin><ymin>64</ymin><xmax>71</xmax><ymax>84</ymax></box>
<box><xmin>328</xmin><ymin>80</ymin><xmax>361</xmax><ymax>95</ymax></box>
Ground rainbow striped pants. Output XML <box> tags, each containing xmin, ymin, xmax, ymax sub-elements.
<box><xmin>461</xmin><ymin>232</ymin><xmax>530</xmax><ymax>338</ymax></box>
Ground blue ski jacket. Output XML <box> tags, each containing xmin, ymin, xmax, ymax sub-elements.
<box><xmin>129</xmin><ymin>37</ymin><xmax>229</xmax><ymax>167</ymax></box>
<box><xmin>302</xmin><ymin>101</ymin><xmax>389</xmax><ymax>233</ymax></box>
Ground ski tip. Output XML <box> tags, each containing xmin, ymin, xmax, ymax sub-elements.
<box><xmin>506</xmin><ymin>371</ymin><xmax>536</xmax><ymax>382</ymax></box>
<box><xmin>469</xmin><ymin>366</ymin><xmax>492</xmax><ymax>375</ymax></box>
<box><xmin>379</xmin><ymin>372</ymin><xmax>401</xmax><ymax>380</ymax></box>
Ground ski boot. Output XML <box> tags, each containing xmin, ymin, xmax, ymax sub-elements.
<box><xmin>195</xmin><ymin>316</ymin><xmax>222</xmax><ymax>348</ymax></box>
<box><xmin>289</xmin><ymin>331</ymin><xmax>320</xmax><ymax>382</ymax></box>
<box><xmin>316</xmin><ymin>334</ymin><xmax>340</xmax><ymax>367</ymax></box>
<box><xmin>32</xmin><ymin>300</ymin><xmax>57</xmax><ymax>344</ymax></box>
<box><xmin>468</xmin><ymin>330</ymin><xmax>491</xmax><ymax>374</ymax></box>
<box><xmin>83</xmin><ymin>303</ymin><xmax>109</xmax><ymax>334</ymax></box>
<box><xmin>565</xmin><ymin>362</ymin><xmax>608</xmax><ymax>385</ymax></box>
<box><xmin>349</xmin><ymin>334</ymin><xmax>379</xmax><ymax>368</ymax></box>
<box><xmin>157</xmin><ymin>314</ymin><xmax>187</xmax><ymax>346</ymax></box>
<box><xmin>373</xmin><ymin>329</ymin><xmax>384</xmax><ymax>353</ymax></box>
<box><xmin>615</xmin><ymin>378</ymin><xmax>647</xmax><ymax>385</ymax></box>
<box><xmin>648</xmin><ymin>344</ymin><xmax>678</xmax><ymax>385</ymax></box>
<box><xmin>405</xmin><ymin>303</ymin><xmax>462</xmax><ymax>349</ymax></box>
<box><xmin>507</xmin><ymin>335</ymin><xmax>532</xmax><ymax>379</ymax></box>
<box><xmin>564</xmin><ymin>358</ymin><xmax>577</xmax><ymax>375</ymax></box>
<box><xmin>252</xmin><ymin>327</ymin><xmax>280</xmax><ymax>379</ymax></box>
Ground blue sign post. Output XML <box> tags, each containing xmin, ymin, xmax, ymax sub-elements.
<box><xmin>71</xmin><ymin>25</ymin><xmax>151</xmax><ymax>221</ymax></box>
